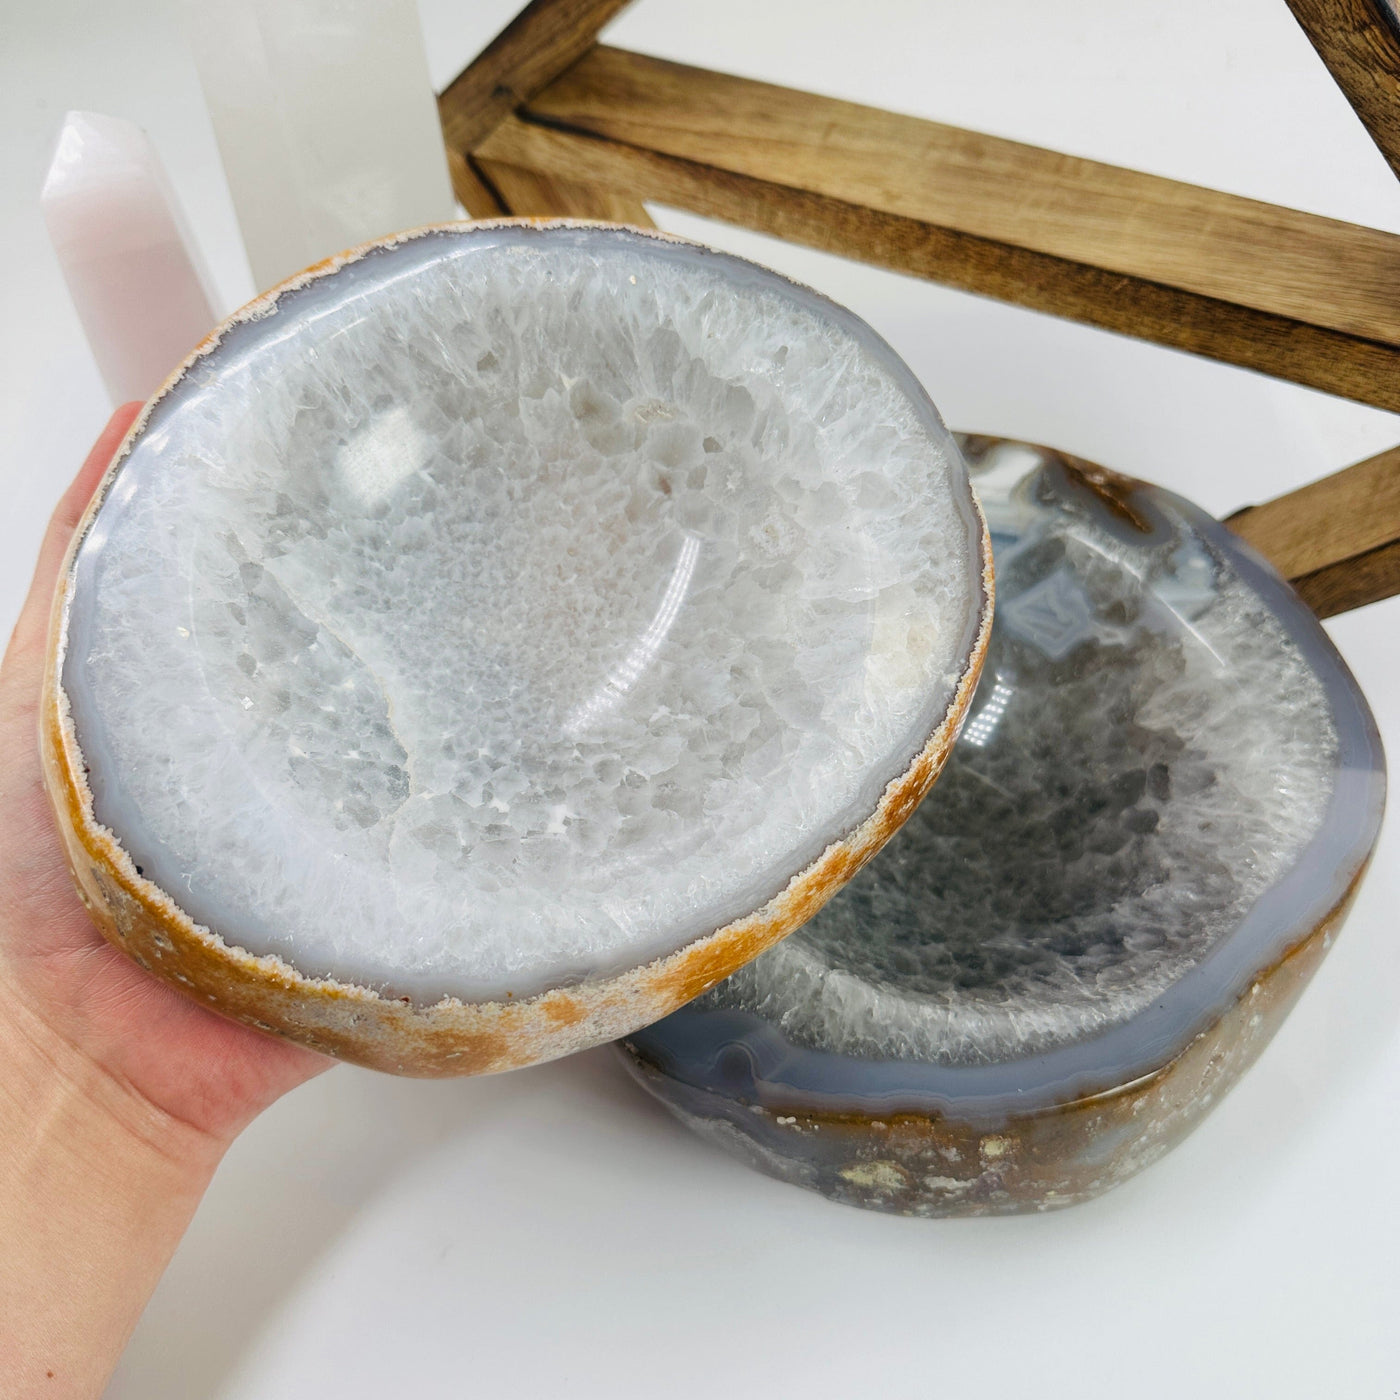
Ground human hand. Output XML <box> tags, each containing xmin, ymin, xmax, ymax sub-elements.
<box><xmin>0</xmin><ymin>407</ymin><xmax>330</xmax><ymax>1399</ymax></box>
<box><xmin>1</xmin><ymin>402</ymin><xmax>330</xmax><ymax>1145</ymax></box>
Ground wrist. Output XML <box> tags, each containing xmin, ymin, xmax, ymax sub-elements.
<box><xmin>0</xmin><ymin>977</ymin><xmax>224</xmax><ymax>1171</ymax></box>
<box><xmin>0</xmin><ymin>984</ymin><xmax>222</xmax><ymax>1399</ymax></box>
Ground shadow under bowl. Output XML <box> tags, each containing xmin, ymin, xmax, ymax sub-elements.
<box><xmin>619</xmin><ymin>437</ymin><xmax>1386</xmax><ymax>1214</ymax></box>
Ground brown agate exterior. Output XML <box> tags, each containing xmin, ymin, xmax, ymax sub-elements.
<box><xmin>40</xmin><ymin>646</ymin><xmax>986</xmax><ymax>1077</ymax></box>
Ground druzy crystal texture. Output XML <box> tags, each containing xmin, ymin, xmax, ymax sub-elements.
<box><xmin>621</xmin><ymin>438</ymin><xmax>1385</xmax><ymax>1214</ymax></box>
<box><xmin>59</xmin><ymin>223</ymin><xmax>987</xmax><ymax>1008</ymax></box>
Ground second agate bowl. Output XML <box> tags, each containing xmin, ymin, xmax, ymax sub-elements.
<box><xmin>620</xmin><ymin>437</ymin><xmax>1385</xmax><ymax>1214</ymax></box>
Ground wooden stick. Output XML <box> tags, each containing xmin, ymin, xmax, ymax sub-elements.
<box><xmin>474</xmin><ymin>155</ymin><xmax>654</xmax><ymax>225</ymax></box>
<box><xmin>437</xmin><ymin>0</ymin><xmax>648</xmax><ymax>220</ymax></box>
<box><xmin>445</xmin><ymin>147</ymin><xmax>507</xmax><ymax>218</ymax></box>
<box><xmin>467</xmin><ymin>47</ymin><xmax>1400</xmax><ymax>412</ymax></box>
<box><xmin>437</xmin><ymin>0</ymin><xmax>634</xmax><ymax>155</ymax></box>
<box><xmin>1227</xmin><ymin>443</ymin><xmax>1400</xmax><ymax>617</ymax></box>
<box><xmin>1285</xmin><ymin>0</ymin><xmax>1400</xmax><ymax>181</ymax></box>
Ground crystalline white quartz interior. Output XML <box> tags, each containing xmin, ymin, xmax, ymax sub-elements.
<box><xmin>700</xmin><ymin>472</ymin><xmax>1342</xmax><ymax>1066</ymax></box>
<box><xmin>64</xmin><ymin>226</ymin><xmax>982</xmax><ymax>1004</ymax></box>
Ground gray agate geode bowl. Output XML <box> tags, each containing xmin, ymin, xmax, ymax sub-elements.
<box><xmin>619</xmin><ymin>436</ymin><xmax>1385</xmax><ymax>1214</ymax></box>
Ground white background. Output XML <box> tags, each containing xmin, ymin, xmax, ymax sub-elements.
<box><xmin>3</xmin><ymin>1</ymin><xmax>1399</xmax><ymax>1395</ymax></box>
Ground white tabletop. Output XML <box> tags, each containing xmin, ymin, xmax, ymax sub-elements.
<box><xmin>4</xmin><ymin>1</ymin><xmax>1398</xmax><ymax>1395</ymax></box>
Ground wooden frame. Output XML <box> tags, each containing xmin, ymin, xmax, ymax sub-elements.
<box><xmin>438</xmin><ymin>0</ymin><xmax>1400</xmax><ymax>616</ymax></box>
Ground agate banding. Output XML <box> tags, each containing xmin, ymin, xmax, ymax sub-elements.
<box><xmin>619</xmin><ymin>438</ymin><xmax>1385</xmax><ymax>1213</ymax></box>
<box><xmin>44</xmin><ymin>220</ymin><xmax>992</xmax><ymax>1075</ymax></box>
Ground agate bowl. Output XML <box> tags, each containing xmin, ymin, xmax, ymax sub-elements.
<box><xmin>43</xmin><ymin>220</ymin><xmax>992</xmax><ymax>1076</ymax></box>
<box><xmin>619</xmin><ymin>437</ymin><xmax>1385</xmax><ymax>1214</ymax></box>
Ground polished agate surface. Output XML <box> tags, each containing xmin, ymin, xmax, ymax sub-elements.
<box><xmin>61</xmin><ymin>224</ymin><xmax>985</xmax><ymax>1003</ymax></box>
<box><xmin>622</xmin><ymin>439</ymin><xmax>1384</xmax><ymax>1180</ymax></box>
